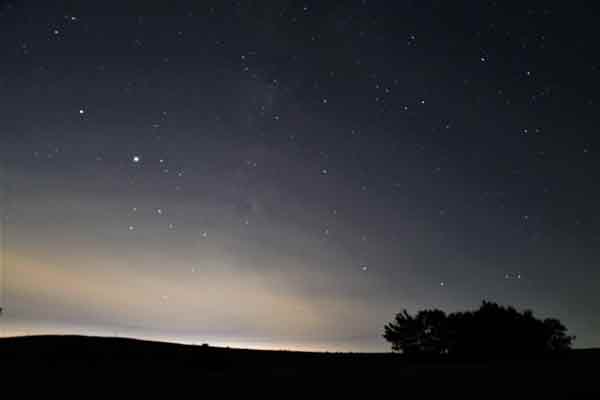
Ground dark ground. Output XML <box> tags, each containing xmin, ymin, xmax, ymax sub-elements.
<box><xmin>1</xmin><ymin>335</ymin><xmax>598</xmax><ymax>394</ymax></box>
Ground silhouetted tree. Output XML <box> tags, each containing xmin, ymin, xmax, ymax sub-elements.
<box><xmin>383</xmin><ymin>309</ymin><xmax>448</xmax><ymax>354</ymax></box>
<box><xmin>542</xmin><ymin>318</ymin><xmax>574</xmax><ymax>351</ymax></box>
<box><xmin>384</xmin><ymin>301</ymin><xmax>574</xmax><ymax>357</ymax></box>
<box><xmin>383</xmin><ymin>310</ymin><xmax>416</xmax><ymax>353</ymax></box>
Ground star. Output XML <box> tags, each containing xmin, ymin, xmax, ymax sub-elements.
<box><xmin>79</xmin><ymin>108</ymin><xmax>85</xmax><ymax>115</ymax></box>
<box><xmin>361</xmin><ymin>265</ymin><xmax>368</xmax><ymax>272</ymax></box>
<box><xmin>132</xmin><ymin>155</ymin><xmax>141</xmax><ymax>163</ymax></box>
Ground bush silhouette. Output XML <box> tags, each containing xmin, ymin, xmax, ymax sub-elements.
<box><xmin>383</xmin><ymin>301</ymin><xmax>574</xmax><ymax>357</ymax></box>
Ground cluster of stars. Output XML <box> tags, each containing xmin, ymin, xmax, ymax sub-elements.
<box><xmin>504</xmin><ymin>273</ymin><xmax>522</xmax><ymax>280</ymax></box>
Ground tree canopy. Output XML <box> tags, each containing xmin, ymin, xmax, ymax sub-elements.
<box><xmin>383</xmin><ymin>301</ymin><xmax>574</xmax><ymax>357</ymax></box>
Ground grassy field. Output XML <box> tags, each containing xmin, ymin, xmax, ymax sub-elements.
<box><xmin>1</xmin><ymin>335</ymin><xmax>598</xmax><ymax>394</ymax></box>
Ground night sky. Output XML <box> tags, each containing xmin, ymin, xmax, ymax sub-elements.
<box><xmin>1</xmin><ymin>1</ymin><xmax>599</xmax><ymax>351</ymax></box>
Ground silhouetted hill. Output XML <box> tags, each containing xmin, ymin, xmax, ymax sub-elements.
<box><xmin>1</xmin><ymin>335</ymin><xmax>599</xmax><ymax>394</ymax></box>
